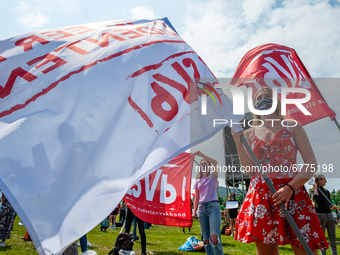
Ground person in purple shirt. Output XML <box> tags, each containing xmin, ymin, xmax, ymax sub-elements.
<box><xmin>192</xmin><ymin>151</ymin><xmax>223</xmax><ymax>255</ymax></box>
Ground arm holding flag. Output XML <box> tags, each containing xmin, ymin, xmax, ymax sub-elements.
<box><xmin>194</xmin><ymin>151</ymin><xmax>218</xmax><ymax>177</ymax></box>
<box><xmin>192</xmin><ymin>150</ymin><xmax>218</xmax><ymax>218</ymax></box>
<box><xmin>227</xmin><ymin>43</ymin><xmax>338</xmax><ymax>254</ymax></box>
<box><xmin>230</xmin><ymin>87</ymin><xmax>327</xmax><ymax>254</ymax></box>
<box><xmin>191</xmin><ymin>152</ymin><xmax>224</xmax><ymax>252</ymax></box>
<box><xmin>271</xmin><ymin>122</ymin><xmax>317</xmax><ymax>209</ymax></box>
<box><xmin>231</xmin><ymin>124</ymin><xmax>317</xmax><ymax>209</ymax></box>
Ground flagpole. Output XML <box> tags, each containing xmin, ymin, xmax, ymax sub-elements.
<box><xmin>317</xmin><ymin>188</ymin><xmax>334</xmax><ymax>206</ymax></box>
<box><xmin>240</xmin><ymin>135</ymin><xmax>314</xmax><ymax>255</ymax></box>
<box><xmin>308</xmin><ymin>178</ymin><xmax>334</xmax><ymax>206</ymax></box>
<box><xmin>332</xmin><ymin>117</ymin><xmax>340</xmax><ymax>132</ymax></box>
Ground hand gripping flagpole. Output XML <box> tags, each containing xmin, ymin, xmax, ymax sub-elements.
<box><xmin>240</xmin><ymin>135</ymin><xmax>314</xmax><ymax>255</ymax></box>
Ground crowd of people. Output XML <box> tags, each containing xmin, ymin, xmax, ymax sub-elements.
<box><xmin>0</xmin><ymin>192</ymin><xmax>152</xmax><ymax>255</ymax></box>
<box><xmin>1</xmin><ymin>87</ymin><xmax>339</xmax><ymax>255</ymax></box>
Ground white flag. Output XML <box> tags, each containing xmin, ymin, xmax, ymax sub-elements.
<box><xmin>0</xmin><ymin>18</ymin><xmax>241</xmax><ymax>254</ymax></box>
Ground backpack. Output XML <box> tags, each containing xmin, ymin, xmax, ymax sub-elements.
<box><xmin>61</xmin><ymin>242</ymin><xmax>78</xmax><ymax>255</ymax></box>
<box><xmin>116</xmin><ymin>220</ymin><xmax>124</xmax><ymax>228</ymax></box>
<box><xmin>101</xmin><ymin>217</ymin><xmax>109</xmax><ymax>232</ymax></box>
<box><xmin>108</xmin><ymin>233</ymin><xmax>134</xmax><ymax>255</ymax></box>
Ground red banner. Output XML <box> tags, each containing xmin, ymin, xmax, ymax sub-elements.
<box><xmin>230</xmin><ymin>43</ymin><xmax>335</xmax><ymax>125</ymax></box>
<box><xmin>124</xmin><ymin>152</ymin><xmax>194</xmax><ymax>227</ymax></box>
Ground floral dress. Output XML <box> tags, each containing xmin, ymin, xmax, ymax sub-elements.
<box><xmin>235</xmin><ymin>127</ymin><xmax>328</xmax><ymax>250</ymax></box>
<box><xmin>0</xmin><ymin>196</ymin><xmax>17</xmax><ymax>240</ymax></box>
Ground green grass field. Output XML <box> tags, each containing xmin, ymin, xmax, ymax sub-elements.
<box><xmin>1</xmin><ymin>217</ymin><xmax>340</xmax><ymax>255</ymax></box>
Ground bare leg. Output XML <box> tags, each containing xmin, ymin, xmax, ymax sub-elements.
<box><xmin>113</xmin><ymin>215</ymin><xmax>117</xmax><ymax>226</ymax></box>
<box><xmin>291</xmin><ymin>245</ymin><xmax>318</xmax><ymax>255</ymax></box>
<box><xmin>229</xmin><ymin>218</ymin><xmax>235</xmax><ymax>236</ymax></box>
<box><xmin>108</xmin><ymin>215</ymin><xmax>113</xmax><ymax>227</ymax></box>
<box><xmin>255</xmin><ymin>242</ymin><xmax>279</xmax><ymax>255</ymax></box>
<box><xmin>210</xmin><ymin>232</ymin><xmax>218</xmax><ymax>245</ymax></box>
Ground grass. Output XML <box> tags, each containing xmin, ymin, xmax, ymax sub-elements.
<box><xmin>1</xmin><ymin>217</ymin><xmax>340</xmax><ymax>254</ymax></box>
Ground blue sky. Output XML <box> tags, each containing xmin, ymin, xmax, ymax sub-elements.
<box><xmin>1</xmin><ymin>0</ymin><xmax>340</xmax><ymax>191</ymax></box>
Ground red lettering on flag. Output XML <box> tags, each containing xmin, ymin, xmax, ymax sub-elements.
<box><xmin>85</xmin><ymin>32</ymin><xmax>126</xmax><ymax>47</ymax></box>
<box><xmin>115</xmin><ymin>23</ymin><xmax>135</xmax><ymax>27</ymax></box>
<box><xmin>127</xmin><ymin>51</ymin><xmax>196</xmax><ymax>80</ymax></box>
<box><xmin>127</xmin><ymin>52</ymin><xmax>212</xmax><ymax>127</ymax></box>
<box><xmin>54</xmin><ymin>41</ymin><xmax>89</xmax><ymax>55</ymax></box>
<box><xmin>136</xmin><ymin>26</ymin><xmax>178</xmax><ymax>36</ymax></box>
<box><xmin>151</xmin><ymin>81</ymin><xmax>179</xmax><ymax>122</ymax></box>
<box><xmin>0</xmin><ymin>56</ymin><xmax>6</xmax><ymax>63</ymax></box>
<box><xmin>124</xmin><ymin>152</ymin><xmax>194</xmax><ymax>227</ymax></box>
<box><xmin>230</xmin><ymin>43</ymin><xmax>336</xmax><ymax>124</ymax></box>
<box><xmin>114</xmin><ymin>29</ymin><xmax>145</xmax><ymax>39</ymax></box>
<box><xmin>65</xmin><ymin>26</ymin><xmax>96</xmax><ymax>34</ymax></box>
<box><xmin>153</xmin><ymin>71</ymin><xmax>192</xmax><ymax>105</ymax></box>
<box><xmin>136</xmin><ymin>26</ymin><xmax>165</xmax><ymax>35</ymax></box>
<box><xmin>41</xmin><ymin>30</ymin><xmax>74</xmax><ymax>40</ymax></box>
<box><xmin>0</xmin><ymin>39</ymin><xmax>186</xmax><ymax>118</ymax></box>
<box><xmin>128</xmin><ymin>94</ymin><xmax>154</xmax><ymax>128</ymax></box>
<box><xmin>15</xmin><ymin>35</ymin><xmax>50</xmax><ymax>52</ymax></box>
<box><xmin>170</xmin><ymin>58</ymin><xmax>201</xmax><ymax>103</ymax></box>
<box><xmin>27</xmin><ymin>54</ymin><xmax>67</xmax><ymax>74</ymax></box>
<box><xmin>0</xmin><ymin>68</ymin><xmax>37</xmax><ymax>99</ymax></box>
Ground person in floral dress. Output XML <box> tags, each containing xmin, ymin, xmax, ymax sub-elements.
<box><xmin>231</xmin><ymin>87</ymin><xmax>328</xmax><ymax>255</ymax></box>
<box><xmin>0</xmin><ymin>195</ymin><xmax>17</xmax><ymax>247</ymax></box>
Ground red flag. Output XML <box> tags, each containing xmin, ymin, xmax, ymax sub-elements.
<box><xmin>124</xmin><ymin>152</ymin><xmax>194</xmax><ymax>227</ymax></box>
<box><xmin>230</xmin><ymin>43</ymin><xmax>335</xmax><ymax>125</ymax></box>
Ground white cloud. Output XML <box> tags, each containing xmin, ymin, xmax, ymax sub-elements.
<box><xmin>13</xmin><ymin>0</ymin><xmax>78</xmax><ymax>29</ymax></box>
<box><xmin>182</xmin><ymin>0</ymin><xmax>340</xmax><ymax>190</ymax></box>
<box><xmin>19</xmin><ymin>13</ymin><xmax>49</xmax><ymax>28</ymax></box>
<box><xmin>55</xmin><ymin>0</ymin><xmax>79</xmax><ymax>14</ymax></box>
<box><xmin>15</xmin><ymin>1</ymin><xmax>49</xmax><ymax>28</ymax></box>
<box><xmin>129</xmin><ymin>6</ymin><xmax>155</xmax><ymax>20</ymax></box>
<box><xmin>242</xmin><ymin>0</ymin><xmax>275</xmax><ymax>24</ymax></box>
<box><xmin>180</xmin><ymin>0</ymin><xmax>340</xmax><ymax>78</ymax></box>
